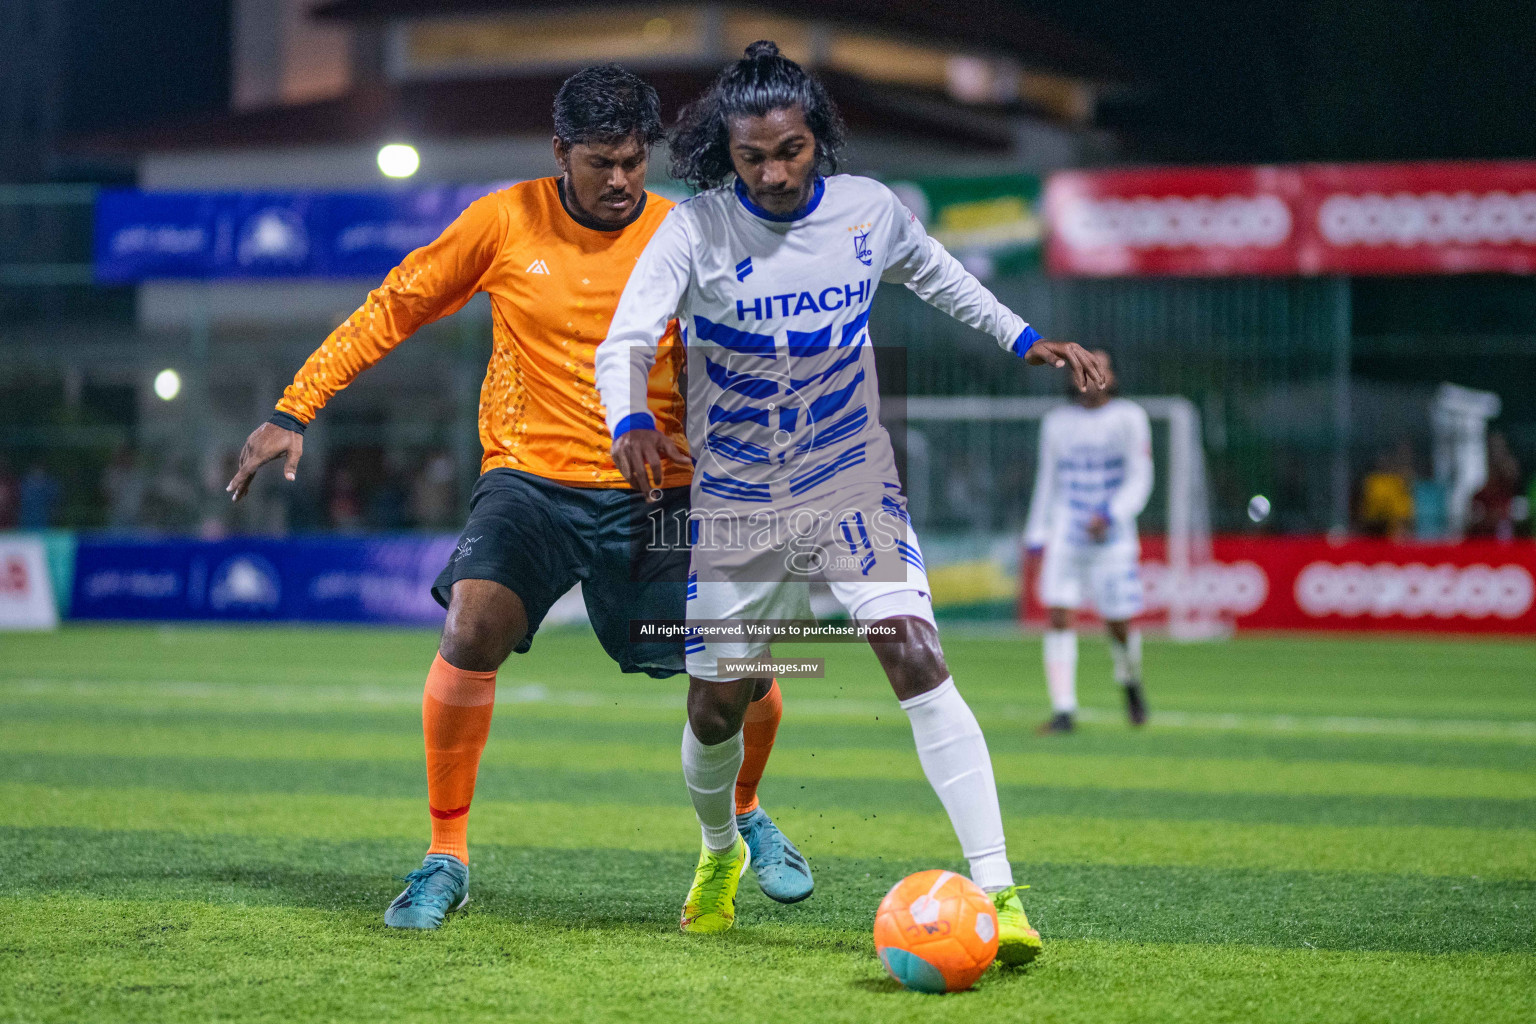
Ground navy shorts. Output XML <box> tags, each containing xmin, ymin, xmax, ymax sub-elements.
<box><xmin>432</xmin><ymin>468</ymin><xmax>689</xmax><ymax>678</ymax></box>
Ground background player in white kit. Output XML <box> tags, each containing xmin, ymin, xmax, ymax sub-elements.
<box><xmin>1024</xmin><ymin>351</ymin><xmax>1153</xmax><ymax>734</ymax></box>
<box><xmin>596</xmin><ymin>41</ymin><xmax>1107</xmax><ymax>959</ymax></box>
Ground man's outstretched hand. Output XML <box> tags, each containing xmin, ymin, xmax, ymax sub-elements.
<box><xmin>612</xmin><ymin>428</ymin><xmax>692</xmax><ymax>502</ymax></box>
<box><xmin>1025</xmin><ymin>339</ymin><xmax>1109</xmax><ymax>392</ymax></box>
<box><xmin>226</xmin><ymin>421</ymin><xmax>304</xmax><ymax>502</ymax></box>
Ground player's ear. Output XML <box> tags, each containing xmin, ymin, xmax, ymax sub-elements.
<box><xmin>551</xmin><ymin>136</ymin><xmax>569</xmax><ymax>173</ymax></box>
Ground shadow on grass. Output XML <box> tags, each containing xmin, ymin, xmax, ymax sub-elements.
<box><xmin>4</xmin><ymin>826</ymin><xmax>1533</xmax><ymax>955</ymax></box>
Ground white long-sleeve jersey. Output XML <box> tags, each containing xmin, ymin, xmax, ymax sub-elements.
<box><xmin>1023</xmin><ymin>399</ymin><xmax>1154</xmax><ymax>553</ymax></box>
<box><xmin>594</xmin><ymin>174</ymin><xmax>1039</xmax><ymax>508</ymax></box>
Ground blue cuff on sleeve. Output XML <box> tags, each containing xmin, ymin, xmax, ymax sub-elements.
<box><xmin>613</xmin><ymin>413</ymin><xmax>656</xmax><ymax>439</ymax></box>
<box><xmin>1011</xmin><ymin>325</ymin><xmax>1042</xmax><ymax>357</ymax></box>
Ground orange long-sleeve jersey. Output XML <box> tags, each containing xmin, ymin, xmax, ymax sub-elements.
<box><xmin>275</xmin><ymin>178</ymin><xmax>690</xmax><ymax>488</ymax></box>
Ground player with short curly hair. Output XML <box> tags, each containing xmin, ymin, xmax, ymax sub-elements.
<box><xmin>227</xmin><ymin>63</ymin><xmax>812</xmax><ymax>931</ymax></box>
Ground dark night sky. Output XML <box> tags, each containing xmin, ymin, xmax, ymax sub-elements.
<box><xmin>1031</xmin><ymin>0</ymin><xmax>1536</xmax><ymax>162</ymax></box>
<box><xmin>61</xmin><ymin>0</ymin><xmax>230</xmax><ymax>135</ymax></box>
<box><xmin>56</xmin><ymin>0</ymin><xmax>1536</xmax><ymax>163</ymax></box>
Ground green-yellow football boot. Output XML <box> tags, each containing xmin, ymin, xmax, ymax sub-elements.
<box><xmin>680</xmin><ymin>835</ymin><xmax>751</xmax><ymax>934</ymax></box>
<box><xmin>992</xmin><ymin>884</ymin><xmax>1044</xmax><ymax>965</ymax></box>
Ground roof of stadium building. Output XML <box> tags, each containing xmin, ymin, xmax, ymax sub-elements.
<box><xmin>73</xmin><ymin>66</ymin><xmax>1031</xmax><ymax>156</ymax></box>
<box><xmin>309</xmin><ymin>0</ymin><xmax>1125</xmax><ymax>82</ymax></box>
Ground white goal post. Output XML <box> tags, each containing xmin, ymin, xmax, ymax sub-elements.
<box><xmin>887</xmin><ymin>395</ymin><xmax>1225</xmax><ymax>640</ymax></box>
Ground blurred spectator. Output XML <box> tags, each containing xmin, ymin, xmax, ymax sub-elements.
<box><xmin>0</xmin><ymin>457</ymin><xmax>18</xmax><ymax>529</ymax></box>
<box><xmin>368</xmin><ymin>457</ymin><xmax>410</xmax><ymax>531</ymax></box>
<box><xmin>1525</xmin><ymin>473</ymin><xmax>1536</xmax><ymax>538</ymax></box>
<box><xmin>1467</xmin><ymin>431</ymin><xmax>1522</xmax><ymax>540</ymax></box>
<box><xmin>19</xmin><ymin>463</ymin><xmax>61</xmax><ymax>529</ymax></box>
<box><xmin>1357</xmin><ymin>443</ymin><xmax>1416</xmax><ymax>540</ymax></box>
<box><xmin>102</xmin><ymin>446</ymin><xmax>146</xmax><ymax>531</ymax></box>
<box><xmin>143</xmin><ymin>457</ymin><xmax>201</xmax><ymax>531</ymax></box>
<box><xmin>1412</xmin><ymin>478</ymin><xmax>1450</xmax><ymax>540</ymax></box>
<box><xmin>327</xmin><ymin>467</ymin><xmax>364</xmax><ymax>532</ymax></box>
<box><xmin>410</xmin><ymin>452</ymin><xmax>459</xmax><ymax>529</ymax></box>
<box><xmin>945</xmin><ymin>453</ymin><xmax>995</xmax><ymax>533</ymax></box>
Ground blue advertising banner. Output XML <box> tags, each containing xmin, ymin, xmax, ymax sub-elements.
<box><xmin>93</xmin><ymin>185</ymin><xmax>509</xmax><ymax>282</ymax></box>
<box><xmin>70</xmin><ymin>536</ymin><xmax>458</xmax><ymax>623</ymax></box>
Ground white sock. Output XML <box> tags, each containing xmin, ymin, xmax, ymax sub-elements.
<box><xmin>1110</xmin><ymin>628</ymin><xmax>1143</xmax><ymax>686</ymax></box>
<box><xmin>900</xmin><ymin>678</ymin><xmax>1013</xmax><ymax>891</ymax></box>
<box><xmin>1044</xmin><ymin>629</ymin><xmax>1079</xmax><ymax>714</ymax></box>
<box><xmin>681</xmin><ymin>722</ymin><xmax>744</xmax><ymax>852</ymax></box>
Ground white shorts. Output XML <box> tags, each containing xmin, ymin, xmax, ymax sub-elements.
<box><xmin>1038</xmin><ymin>542</ymin><xmax>1144</xmax><ymax>621</ymax></box>
<box><xmin>685</xmin><ymin>486</ymin><xmax>934</xmax><ymax>680</ymax></box>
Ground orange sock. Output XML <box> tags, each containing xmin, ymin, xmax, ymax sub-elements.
<box><xmin>422</xmin><ymin>652</ymin><xmax>496</xmax><ymax>864</ymax></box>
<box><xmin>735</xmin><ymin>679</ymin><xmax>782</xmax><ymax>815</ymax></box>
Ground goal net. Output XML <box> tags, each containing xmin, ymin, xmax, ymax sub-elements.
<box><xmin>886</xmin><ymin>395</ymin><xmax>1226</xmax><ymax>640</ymax></box>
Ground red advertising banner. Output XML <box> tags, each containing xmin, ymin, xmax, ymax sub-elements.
<box><xmin>1044</xmin><ymin>166</ymin><xmax>1305</xmax><ymax>277</ymax></box>
<box><xmin>1299</xmin><ymin>161</ymin><xmax>1536</xmax><ymax>275</ymax></box>
<box><xmin>1022</xmin><ymin>536</ymin><xmax>1536</xmax><ymax>634</ymax></box>
<box><xmin>1046</xmin><ymin>161</ymin><xmax>1536</xmax><ymax>277</ymax></box>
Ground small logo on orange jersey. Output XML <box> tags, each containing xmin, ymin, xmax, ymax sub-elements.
<box><xmin>525</xmin><ymin>259</ymin><xmax>551</xmax><ymax>275</ymax></box>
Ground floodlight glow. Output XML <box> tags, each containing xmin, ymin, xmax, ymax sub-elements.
<box><xmin>1247</xmin><ymin>494</ymin><xmax>1271</xmax><ymax>523</ymax></box>
<box><xmin>377</xmin><ymin>143</ymin><xmax>420</xmax><ymax>178</ymax></box>
<box><xmin>154</xmin><ymin>369</ymin><xmax>181</xmax><ymax>401</ymax></box>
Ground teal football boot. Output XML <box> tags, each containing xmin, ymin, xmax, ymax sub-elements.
<box><xmin>385</xmin><ymin>854</ymin><xmax>469</xmax><ymax>929</ymax></box>
<box><xmin>736</xmin><ymin>807</ymin><xmax>814</xmax><ymax>904</ymax></box>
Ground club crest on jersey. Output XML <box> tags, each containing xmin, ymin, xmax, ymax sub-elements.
<box><xmin>853</xmin><ymin>229</ymin><xmax>873</xmax><ymax>266</ymax></box>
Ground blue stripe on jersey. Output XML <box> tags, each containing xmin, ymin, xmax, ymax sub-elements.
<box><xmin>806</xmin><ymin>369</ymin><xmax>866</xmax><ymax>424</ymax></box>
<box><xmin>895</xmin><ymin>539</ymin><xmax>925</xmax><ymax>572</ymax></box>
<box><xmin>880</xmin><ymin>494</ymin><xmax>911</xmax><ymax>524</ymax></box>
<box><xmin>694</xmin><ymin>314</ymin><xmax>775</xmax><ymax>356</ymax></box>
<box><xmin>1058</xmin><ymin>455</ymin><xmax>1125</xmax><ymax>471</ymax></box>
<box><xmin>840</xmin><ymin>303</ymin><xmax>873</xmax><ymax>347</ymax></box>
<box><xmin>789</xmin><ymin>442</ymin><xmax>867</xmax><ymax>497</ymax></box>
<box><xmin>700</xmin><ymin>471</ymin><xmax>773</xmax><ymax>503</ymax></box>
<box><xmin>798</xmin><ymin>407</ymin><xmax>867</xmax><ymax>454</ymax></box>
<box><xmin>789</xmin><ymin>344</ymin><xmax>863</xmax><ymax>390</ymax></box>
<box><xmin>707</xmin><ymin>432</ymin><xmax>773</xmax><ymax>465</ymax></box>
<box><xmin>786</xmin><ymin>323</ymin><xmax>832</xmax><ymax>356</ymax></box>
<box><xmin>704</xmin><ymin>356</ymin><xmax>778</xmax><ymax>398</ymax></box>
<box><xmin>707</xmin><ymin>403</ymin><xmax>771</xmax><ymax>426</ymax></box>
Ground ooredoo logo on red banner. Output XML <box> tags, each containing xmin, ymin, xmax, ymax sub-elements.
<box><xmin>1044</xmin><ymin>166</ymin><xmax>1305</xmax><ymax>277</ymax></box>
<box><xmin>1294</xmin><ymin>561</ymin><xmax>1534</xmax><ymax>620</ymax></box>
<box><xmin>1047</xmin><ymin>161</ymin><xmax>1536</xmax><ymax>277</ymax></box>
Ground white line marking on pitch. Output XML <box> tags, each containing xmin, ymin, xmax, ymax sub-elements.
<box><xmin>4</xmin><ymin>678</ymin><xmax>1534</xmax><ymax>740</ymax></box>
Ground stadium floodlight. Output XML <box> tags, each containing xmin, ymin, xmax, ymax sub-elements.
<box><xmin>377</xmin><ymin>143</ymin><xmax>420</xmax><ymax>178</ymax></box>
<box><xmin>153</xmin><ymin>369</ymin><xmax>181</xmax><ymax>401</ymax></box>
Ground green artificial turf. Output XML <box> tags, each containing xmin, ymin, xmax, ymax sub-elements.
<box><xmin>1</xmin><ymin>625</ymin><xmax>1533</xmax><ymax>1022</ymax></box>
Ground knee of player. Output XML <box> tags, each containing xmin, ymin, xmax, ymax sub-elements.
<box><xmin>876</xmin><ymin>618</ymin><xmax>950</xmax><ymax>698</ymax></box>
<box><xmin>687</xmin><ymin>680</ymin><xmax>752</xmax><ymax>744</ymax></box>
<box><xmin>441</xmin><ymin>606</ymin><xmax>520</xmax><ymax>671</ymax></box>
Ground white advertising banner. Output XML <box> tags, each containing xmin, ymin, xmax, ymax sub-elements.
<box><xmin>0</xmin><ymin>536</ymin><xmax>59</xmax><ymax>631</ymax></box>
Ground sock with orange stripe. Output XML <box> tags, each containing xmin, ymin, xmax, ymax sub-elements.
<box><xmin>735</xmin><ymin>679</ymin><xmax>782</xmax><ymax>815</ymax></box>
<box><xmin>422</xmin><ymin>652</ymin><xmax>496</xmax><ymax>864</ymax></box>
